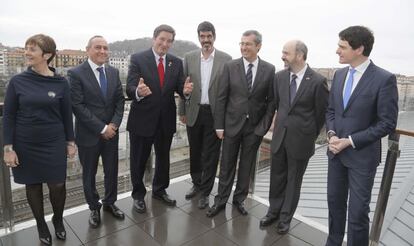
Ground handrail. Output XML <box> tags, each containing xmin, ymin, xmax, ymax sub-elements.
<box><xmin>369</xmin><ymin>128</ymin><xmax>414</xmax><ymax>245</ymax></box>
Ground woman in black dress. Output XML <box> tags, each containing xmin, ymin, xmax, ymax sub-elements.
<box><xmin>3</xmin><ymin>34</ymin><xmax>76</xmax><ymax>245</ymax></box>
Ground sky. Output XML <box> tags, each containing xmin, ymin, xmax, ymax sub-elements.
<box><xmin>1</xmin><ymin>0</ymin><xmax>413</xmax><ymax>76</ymax></box>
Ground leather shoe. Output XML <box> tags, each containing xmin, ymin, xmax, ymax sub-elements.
<box><xmin>185</xmin><ymin>186</ymin><xmax>198</xmax><ymax>199</ymax></box>
<box><xmin>52</xmin><ymin>215</ymin><xmax>66</xmax><ymax>240</ymax></box>
<box><xmin>206</xmin><ymin>204</ymin><xmax>225</xmax><ymax>217</ymax></box>
<box><xmin>259</xmin><ymin>214</ymin><xmax>278</xmax><ymax>227</ymax></box>
<box><xmin>152</xmin><ymin>193</ymin><xmax>176</xmax><ymax>206</ymax></box>
<box><xmin>233</xmin><ymin>201</ymin><xmax>248</xmax><ymax>215</ymax></box>
<box><xmin>197</xmin><ymin>196</ymin><xmax>209</xmax><ymax>209</ymax></box>
<box><xmin>37</xmin><ymin>222</ymin><xmax>52</xmax><ymax>246</ymax></box>
<box><xmin>103</xmin><ymin>204</ymin><xmax>125</xmax><ymax>220</ymax></box>
<box><xmin>89</xmin><ymin>209</ymin><xmax>101</xmax><ymax>228</ymax></box>
<box><xmin>133</xmin><ymin>199</ymin><xmax>146</xmax><ymax>213</ymax></box>
<box><xmin>277</xmin><ymin>222</ymin><xmax>290</xmax><ymax>234</ymax></box>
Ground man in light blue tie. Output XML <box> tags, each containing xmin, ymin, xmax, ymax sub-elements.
<box><xmin>325</xmin><ymin>26</ymin><xmax>398</xmax><ymax>246</ymax></box>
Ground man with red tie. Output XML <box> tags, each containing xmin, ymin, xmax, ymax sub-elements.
<box><xmin>126</xmin><ymin>24</ymin><xmax>193</xmax><ymax>213</ymax></box>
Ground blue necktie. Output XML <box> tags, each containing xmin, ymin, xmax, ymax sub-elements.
<box><xmin>290</xmin><ymin>74</ymin><xmax>297</xmax><ymax>105</ymax></box>
<box><xmin>97</xmin><ymin>67</ymin><xmax>107</xmax><ymax>99</ymax></box>
<box><xmin>246</xmin><ymin>63</ymin><xmax>253</xmax><ymax>92</ymax></box>
<box><xmin>343</xmin><ymin>68</ymin><xmax>356</xmax><ymax>108</ymax></box>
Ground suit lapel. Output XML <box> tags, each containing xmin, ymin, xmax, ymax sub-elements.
<box><xmin>209</xmin><ymin>52</ymin><xmax>219</xmax><ymax>90</ymax></box>
<box><xmin>237</xmin><ymin>58</ymin><xmax>249</xmax><ymax>92</ymax></box>
<box><xmin>290</xmin><ymin>67</ymin><xmax>313</xmax><ymax>108</ymax></box>
<box><xmin>194</xmin><ymin>53</ymin><xmax>202</xmax><ymax>90</ymax></box>
<box><xmin>344</xmin><ymin>63</ymin><xmax>375</xmax><ymax>111</ymax></box>
<box><xmin>82</xmin><ymin>62</ymin><xmax>105</xmax><ymax>102</ymax></box>
<box><xmin>163</xmin><ymin>54</ymin><xmax>175</xmax><ymax>94</ymax></box>
<box><xmin>144</xmin><ymin>50</ymin><xmax>162</xmax><ymax>92</ymax></box>
<box><xmin>250</xmin><ymin>58</ymin><xmax>263</xmax><ymax>94</ymax></box>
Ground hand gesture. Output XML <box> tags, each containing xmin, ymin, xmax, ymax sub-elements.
<box><xmin>137</xmin><ymin>78</ymin><xmax>152</xmax><ymax>97</ymax></box>
<box><xmin>183</xmin><ymin>76</ymin><xmax>193</xmax><ymax>95</ymax></box>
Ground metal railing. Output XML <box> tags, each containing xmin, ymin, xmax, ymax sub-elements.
<box><xmin>369</xmin><ymin>129</ymin><xmax>414</xmax><ymax>246</ymax></box>
<box><xmin>2</xmin><ymin>95</ymin><xmax>413</xmax><ymax>244</ymax></box>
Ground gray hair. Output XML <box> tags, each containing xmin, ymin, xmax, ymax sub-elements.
<box><xmin>295</xmin><ymin>40</ymin><xmax>308</xmax><ymax>61</ymax></box>
<box><xmin>242</xmin><ymin>30</ymin><xmax>262</xmax><ymax>45</ymax></box>
<box><xmin>86</xmin><ymin>35</ymin><xmax>104</xmax><ymax>48</ymax></box>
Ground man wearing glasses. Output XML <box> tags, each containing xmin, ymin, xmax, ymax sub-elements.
<box><xmin>206</xmin><ymin>30</ymin><xmax>275</xmax><ymax>217</ymax></box>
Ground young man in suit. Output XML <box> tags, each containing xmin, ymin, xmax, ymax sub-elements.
<box><xmin>326</xmin><ymin>26</ymin><xmax>398</xmax><ymax>246</ymax></box>
<box><xmin>206</xmin><ymin>30</ymin><xmax>275</xmax><ymax>217</ymax></box>
<box><xmin>126</xmin><ymin>24</ymin><xmax>193</xmax><ymax>213</ymax></box>
<box><xmin>259</xmin><ymin>40</ymin><xmax>329</xmax><ymax>234</ymax></box>
<box><xmin>69</xmin><ymin>36</ymin><xmax>125</xmax><ymax>228</ymax></box>
<box><xmin>178</xmin><ymin>21</ymin><xmax>232</xmax><ymax>209</ymax></box>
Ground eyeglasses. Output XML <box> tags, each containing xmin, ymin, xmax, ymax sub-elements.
<box><xmin>239</xmin><ymin>42</ymin><xmax>255</xmax><ymax>47</ymax></box>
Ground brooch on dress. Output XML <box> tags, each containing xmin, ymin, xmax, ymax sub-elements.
<box><xmin>48</xmin><ymin>91</ymin><xmax>56</xmax><ymax>98</ymax></box>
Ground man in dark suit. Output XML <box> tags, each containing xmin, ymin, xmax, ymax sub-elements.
<box><xmin>325</xmin><ymin>26</ymin><xmax>398</xmax><ymax>246</ymax></box>
<box><xmin>206</xmin><ymin>30</ymin><xmax>275</xmax><ymax>217</ymax></box>
<box><xmin>178</xmin><ymin>21</ymin><xmax>232</xmax><ymax>209</ymax></box>
<box><xmin>69</xmin><ymin>35</ymin><xmax>125</xmax><ymax>228</ymax></box>
<box><xmin>259</xmin><ymin>40</ymin><xmax>329</xmax><ymax>234</ymax></box>
<box><xmin>126</xmin><ymin>24</ymin><xmax>193</xmax><ymax>213</ymax></box>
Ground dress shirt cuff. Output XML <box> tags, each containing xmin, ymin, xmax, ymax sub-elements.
<box><xmin>216</xmin><ymin>129</ymin><xmax>224</xmax><ymax>132</ymax></box>
<box><xmin>135</xmin><ymin>88</ymin><xmax>144</xmax><ymax>102</ymax></box>
<box><xmin>101</xmin><ymin>125</ymin><xmax>108</xmax><ymax>134</ymax></box>
<box><xmin>348</xmin><ymin>135</ymin><xmax>356</xmax><ymax>148</ymax></box>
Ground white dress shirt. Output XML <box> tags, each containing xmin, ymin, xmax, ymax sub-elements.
<box><xmin>200</xmin><ymin>49</ymin><xmax>215</xmax><ymax>105</ymax></box>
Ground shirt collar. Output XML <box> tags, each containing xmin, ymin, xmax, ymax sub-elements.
<box><xmin>200</xmin><ymin>48</ymin><xmax>215</xmax><ymax>60</ymax></box>
<box><xmin>152</xmin><ymin>48</ymin><xmax>166</xmax><ymax>61</ymax></box>
<box><xmin>243</xmin><ymin>57</ymin><xmax>259</xmax><ymax>69</ymax></box>
<box><xmin>290</xmin><ymin>64</ymin><xmax>308</xmax><ymax>78</ymax></box>
<box><xmin>351</xmin><ymin>59</ymin><xmax>370</xmax><ymax>74</ymax></box>
<box><xmin>88</xmin><ymin>58</ymin><xmax>104</xmax><ymax>71</ymax></box>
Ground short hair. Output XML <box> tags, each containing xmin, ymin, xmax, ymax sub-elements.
<box><xmin>153</xmin><ymin>24</ymin><xmax>176</xmax><ymax>41</ymax></box>
<box><xmin>25</xmin><ymin>34</ymin><xmax>56</xmax><ymax>64</ymax></box>
<box><xmin>295</xmin><ymin>40</ymin><xmax>308</xmax><ymax>61</ymax></box>
<box><xmin>197</xmin><ymin>21</ymin><xmax>216</xmax><ymax>38</ymax></box>
<box><xmin>86</xmin><ymin>35</ymin><xmax>105</xmax><ymax>48</ymax></box>
<box><xmin>339</xmin><ymin>26</ymin><xmax>374</xmax><ymax>57</ymax></box>
<box><xmin>242</xmin><ymin>30</ymin><xmax>262</xmax><ymax>45</ymax></box>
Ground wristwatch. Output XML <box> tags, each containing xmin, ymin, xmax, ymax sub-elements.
<box><xmin>3</xmin><ymin>145</ymin><xmax>14</xmax><ymax>153</ymax></box>
<box><xmin>327</xmin><ymin>131</ymin><xmax>336</xmax><ymax>140</ymax></box>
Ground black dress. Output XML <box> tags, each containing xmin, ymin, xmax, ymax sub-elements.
<box><xmin>3</xmin><ymin>67</ymin><xmax>75</xmax><ymax>184</ymax></box>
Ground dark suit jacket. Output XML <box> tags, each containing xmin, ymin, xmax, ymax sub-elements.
<box><xmin>215</xmin><ymin>57</ymin><xmax>275</xmax><ymax>138</ymax></box>
<box><xmin>126</xmin><ymin>48</ymin><xmax>185</xmax><ymax>137</ymax></box>
<box><xmin>69</xmin><ymin>61</ymin><xmax>125</xmax><ymax>147</ymax></box>
<box><xmin>178</xmin><ymin>49</ymin><xmax>232</xmax><ymax>126</ymax></box>
<box><xmin>326</xmin><ymin>61</ymin><xmax>398</xmax><ymax>168</ymax></box>
<box><xmin>270</xmin><ymin>66</ymin><xmax>329</xmax><ymax>160</ymax></box>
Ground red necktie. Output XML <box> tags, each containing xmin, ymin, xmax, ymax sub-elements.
<box><xmin>158</xmin><ymin>57</ymin><xmax>165</xmax><ymax>88</ymax></box>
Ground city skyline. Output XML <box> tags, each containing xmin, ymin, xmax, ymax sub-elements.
<box><xmin>1</xmin><ymin>0</ymin><xmax>413</xmax><ymax>75</ymax></box>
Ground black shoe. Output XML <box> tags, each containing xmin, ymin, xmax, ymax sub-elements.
<box><xmin>233</xmin><ymin>201</ymin><xmax>248</xmax><ymax>215</ymax></box>
<box><xmin>52</xmin><ymin>215</ymin><xmax>66</xmax><ymax>240</ymax></box>
<box><xmin>152</xmin><ymin>193</ymin><xmax>177</xmax><ymax>206</ymax></box>
<box><xmin>37</xmin><ymin>222</ymin><xmax>52</xmax><ymax>246</ymax></box>
<box><xmin>133</xmin><ymin>199</ymin><xmax>146</xmax><ymax>213</ymax></box>
<box><xmin>185</xmin><ymin>186</ymin><xmax>198</xmax><ymax>199</ymax></box>
<box><xmin>89</xmin><ymin>209</ymin><xmax>101</xmax><ymax>228</ymax></box>
<box><xmin>259</xmin><ymin>214</ymin><xmax>278</xmax><ymax>227</ymax></box>
<box><xmin>206</xmin><ymin>204</ymin><xmax>225</xmax><ymax>217</ymax></box>
<box><xmin>103</xmin><ymin>204</ymin><xmax>125</xmax><ymax>220</ymax></box>
<box><xmin>198</xmin><ymin>196</ymin><xmax>209</xmax><ymax>209</ymax></box>
<box><xmin>277</xmin><ymin>222</ymin><xmax>290</xmax><ymax>234</ymax></box>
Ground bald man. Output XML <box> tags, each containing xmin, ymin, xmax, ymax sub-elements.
<box><xmin>260</xmin><ymin>40</ymin><xmax>329</xmax><ymax>234</ymax></box>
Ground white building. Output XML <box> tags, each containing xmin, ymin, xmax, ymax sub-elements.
<box><xmin>109</xmin><ymin>55</ymin><xmax>130</xmax><ymax>75</ymax></box>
